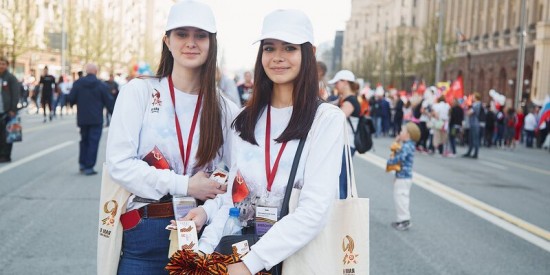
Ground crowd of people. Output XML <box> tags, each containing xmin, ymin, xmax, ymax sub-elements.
<box><xmin>326</xmin><ymin>83</ymin><xmax>550</xmax><ymax>159</ymax></box>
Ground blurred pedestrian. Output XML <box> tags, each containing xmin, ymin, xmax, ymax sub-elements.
<box><xmin>387</xmin><ymin>122</ymin><xmax>420</xmax><ymax>231</ymax></box>
<box><xmin>462</xmin><ymin>92</ymin><xmax>482</xmax><ymax>159</ymax></box>
<box><xmin>52</xmin><ymin>75</ymin><xmax>64</xmax><ymax>118</ymax></box>
<box><xmin>0</xmin><ymin>56</ymin><xmax>20</xmax><ymax>163</ymax></box>
<box><xmin>105</xmin><ymin>1</ymin><xmax>238</xmax><ymax>273</ymax></box>
<box><xmin>329</xmin><ymin>69</ymin><xmax>360</xmax><ymax>198</ymax></box>
<box><xmin>317</xmin><ymin>61</ymin><xmax>332</xmax><ymax>101</ymax></box>
<box><xmin>69</xmin><ymin>64</ymin><xmax>114</xmax><ymax>175</ymax></box>
<box><xmin>104</xmin><ymin>73</ymin><xmax>119</xmax><ymax>126</ymax></box>
<box><xmin>393</xmin><ymin>93</ymin><xmax>404</xmax><ymax>137</ymax></box>
<box><xmin>504</xmin><ymin>108</ymin><xmax>517</xmax><ymax>150</ymax></box>
<box><xmin>431</xmin><ymin>95</ymin><xmax>450</xmax><ymax>155</ymax></box>
<box><xmin>515</xmin><ymin>108</ymin><xmax>524</xmax><ymax>144</ymax></box>
<box><xmin>216</xmin><ymin>67</ymin><xmax>241</xmax><ymax>107</ymax></box>
<box><xmin>448</xmin><ymin>99</ymin><xmax>463</xmax><ymax>156</ymax></box>
<box><xmin>484</xmin><ymin>103</ymin><xmax>495</xmax><ymax>147</ymax></box>
<box><xmin>57</xmin><ymin>76</ymin><xmax>73</xmax><ymax>115</ymax></box>
<box><xmin>494</xmin><ymin>105</ymin><xmax>505</xmax><ymax>148</ymax></box>
<box><xmin>38</xmin><ymin>66</ymin><xmax>56</xmax><ymax>122</ymax></box>
<box><xmin>524</xmin><ymin>107</ymin><xmax>537</xmax><ymax>148</ymax></box>
<box><xmin>237</xmin><ymin>70</ymin><xmax>253</xmax><ymax>106</ymax></box>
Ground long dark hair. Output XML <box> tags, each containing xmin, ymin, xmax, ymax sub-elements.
<box><xmin>233</xmin><ymin>41</ymin><xmax>319</xmax><ymax>145</ymax></box>
<box><xmin>156</xmin><ymin>31</ymin><xmax>223</xmax><ymax>168</ymax></box>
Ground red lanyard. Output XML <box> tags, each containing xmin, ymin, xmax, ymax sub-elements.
<box><xmin>168</xmin><ymin>75</ymin><xmax>202</xmax><ymax>175</ymax></box>
<box><xmin>265</xmin><ymin>105</ymin><xmax>287</xmax><ymax>192</ymax></box>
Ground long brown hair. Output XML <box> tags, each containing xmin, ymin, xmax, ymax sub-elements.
<box><xmin>156</xmin><ymin>31</ymin><xmax>223</xmax><ymax>168</ymax></box>
<box><xmin>233</xmin><ymin>41</ymin><xmax>319</xmax><ymax>145</ymax></box>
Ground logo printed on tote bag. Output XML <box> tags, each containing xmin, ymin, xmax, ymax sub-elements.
<box><xmin>99</xmin><ymin>200</ymin><xmax>119</xmax><ymax>238</ymax></box>
<box><xmin>342</xmin><ymin>235</ymin><xmax>359</xmax><ymax>274</ymax></box>
<box><xmin>101</xmin><ymin>200</ymin><xmax>118</xmax><ymax>226</ymax></box>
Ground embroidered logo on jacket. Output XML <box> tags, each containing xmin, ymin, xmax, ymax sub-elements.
<box><xmin>151</xmin><ymin>89</ymin><xmax>162</xmax><ymax>113</ymax></box>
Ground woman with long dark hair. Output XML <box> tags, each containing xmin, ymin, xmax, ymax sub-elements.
<box><xmin>105</xmin><ymin>1</ymin><xmax>238</xmax><ymax>273</ymax></box>
<box><xmin>196</xmin><ymin>9</ymin><xmax>345</xmax><ymax>275</ymax></box>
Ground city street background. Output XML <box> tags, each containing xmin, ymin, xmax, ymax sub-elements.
<box><xmin>0</xmin><ymin>111</ymin><xmax>548</xmax><ymax>274</ymax></box>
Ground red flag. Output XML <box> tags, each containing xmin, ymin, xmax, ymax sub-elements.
<box><xmin>451</xmin><ymin>76</ymin><xmax>464</xmax><ymax>99</ymax></box>
<box><xmin>417</xmin><ymin>81</ymin><xmax>426</xmax><ymax>95</ymax></box>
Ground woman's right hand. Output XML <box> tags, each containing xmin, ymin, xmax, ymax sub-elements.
<box><xmin>188</xmin><ymin>171</ymin><xmax>226</xmax><ymax>201</ymax></box>
<box><xmin>182</xmin><ymin>207</ymin><xmax>208</xmax><ymax>230</ymax></box>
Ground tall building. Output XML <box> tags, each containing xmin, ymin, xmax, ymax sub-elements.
<box><xmin>343</xmin><ymin>0</ymin><xmax>549</xmax><ymax>106</ymax></box>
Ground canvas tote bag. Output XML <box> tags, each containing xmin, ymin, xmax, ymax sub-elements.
<box><xmin>97</xmin><ymin>163</ymin><xmax>131</xmax><ymax>275</ymax></box>
<box><xmin>282</xmin><ymin>126</ymin><xmax>370</xmax><ymax>275</ymax></box>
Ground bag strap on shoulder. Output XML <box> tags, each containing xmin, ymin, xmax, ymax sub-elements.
<box><xmin>280</xmin><ymin>100</ymin><xmax>323</xmax><ymax>218</ymax></box>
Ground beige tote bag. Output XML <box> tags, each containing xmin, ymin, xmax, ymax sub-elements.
<box><xmin>97</xmin><ymin>163</ymin><xmax>131</xmax><ymax>275</ymax></box>
<box><xmin>283</xmin><ymin>126</ymin><xmax>370</xmax><ymax>275</ymax></box>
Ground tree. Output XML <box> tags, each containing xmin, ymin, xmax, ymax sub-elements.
<box><xmin>0</xmin><ymin>0</ymin><xmax>38</xmax><ymax>70</ymax></box>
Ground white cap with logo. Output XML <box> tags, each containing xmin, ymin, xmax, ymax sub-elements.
<box><xmin>328</xmin><ymin>70</ymin><xmax>356</xmax><ymax>84</ymax></box>
<box><xmin>255</xmin><ymin>9</ymin><xmax>314</xmax><ymax>44</ymax></box>
<box><xmin>165</xmin><ymin>0</ymin><xmax>217</xmax><ymax>33</ymax></box>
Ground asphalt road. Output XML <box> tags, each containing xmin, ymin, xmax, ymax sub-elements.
<box><xmin>0</xmin><ymin>111</ymin><xmax>548</xmax><ymax>274</ymax></box>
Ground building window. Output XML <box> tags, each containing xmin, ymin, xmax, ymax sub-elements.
<box><xmin>412</xmin><ymin>16</ymin><xmax>416</xmax><ymax>27</ymax></box>
<box><xmin>413</xmin><ymin>0</ymin><xmax>417</xmax><ymax>8</ymax></box>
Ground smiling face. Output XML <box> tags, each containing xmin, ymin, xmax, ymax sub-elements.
<box><xmin>164</xmin><ymin>27</ymin><xmax>210</xmax><ymax>72</ymax></box>
<box><xmin>261</xmin><ymin>39</ymin><xmax>302</xmax><ymax>86</ymax></box>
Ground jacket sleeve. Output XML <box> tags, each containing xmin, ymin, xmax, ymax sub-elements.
<box><xmin>106</xmin><ymin>78</ymin><xmax>189</xmax><ymax>199</ymax></box>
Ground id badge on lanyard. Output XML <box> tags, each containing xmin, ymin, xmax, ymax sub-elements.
<box><xmin>255</xmin><ymin>105</ymin><xmax>286</xmax><ymax>237</ymax></box>
<box><xmin>255</xmin><ymin>195</ymin><xmax>280</xmax><ymax>237</ymax></box>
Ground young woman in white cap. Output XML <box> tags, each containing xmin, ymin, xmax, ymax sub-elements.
<box><xmin>106</xmin><ymin>0</ymin><xmax>238</xmax><ymax>273</ymax></box>
<box><xmin>328</xmin><ymin>69</ymin><xmax>361</xmax><ymax>198</ymax></box>
<box><xmin>194</xmin><ymin>9</ymin><xmax>345</xmax><ymax>275</ymax></box>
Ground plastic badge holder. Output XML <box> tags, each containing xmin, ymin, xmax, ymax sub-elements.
<box><xmin>172</xmin><ymin>196</ymin><xmax>197</xmax><ymax>221</ymax></box>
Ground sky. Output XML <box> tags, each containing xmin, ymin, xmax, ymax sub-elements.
<box><xmin>199</xmin><ymin>0</ymin><xmax>352</xmax><ymax>77</ymax></box>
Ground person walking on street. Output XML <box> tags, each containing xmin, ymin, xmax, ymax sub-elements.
<box><xmin>524</xmin><ymin>107</ymin><xmax>537</xmax><ymax>148</ymax></box>
<box><xmin>448</xmin><ymin>99</ymin><xmax>463</xmax><ymax>156</ymax></box>
<box><xmin>69</xmin><ymin>64</ymin><xmax>114</xmax><ymax>175</ymax></box>
<box><xmin>38</xmin><ymin>66</ymin><xmax>56</xmax><ymax>122</ymax></box>
<box><xmin>0</xmin><ymin>56</ymin><xmax>20</xmax><ymax>163</ymax></box>
<box><xmin>462</xmin><ymin>92</ymin><xmax>482</xmax><ymax>159</ymax></box>
<box><xmin>105</xmin><ymin>1</ymin><xmax>239</xmax><ymax>273</ymax></box>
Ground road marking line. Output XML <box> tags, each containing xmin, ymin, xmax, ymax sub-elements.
<box><xmin>357</xmin><ymin>152</ymin><xmax>550</xmax><ymax>252</ymax></box>
<box><xmin>478</xmin><ymin>160</ymin><xmax>507</xmax><ymax>170</ymax></box>
<box><xmin>486</xmin><ymin>157</ymin><xmax>550</xmax><ymax>176</ymax></box>
<box><xmin>24</xmin><ymin>119</ymin><xmax>75</xmax><ymax>133</ymax></box>
<box><xmin>0</xmin><ymin>141</ymin><xmax>75</xmax><ymax>175</ymax></box>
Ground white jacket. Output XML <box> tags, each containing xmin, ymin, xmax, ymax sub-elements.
<box><xmin>106</xmin><ymin>77</ymin><xmax>239</xmax><ymax>210</ymax></box>
<box><xmin>199</xmin><ymin>103</ymin><xmax>345</xmax><ymax>273</ymax></box>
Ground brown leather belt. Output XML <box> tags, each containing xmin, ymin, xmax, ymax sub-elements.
<box><xmin>138</xmin><ymin>201</ymin><xmax>174</xmax><ymax>218</ymax></box>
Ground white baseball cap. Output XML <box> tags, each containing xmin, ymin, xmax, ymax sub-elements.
<box><xmin>255</xmin><ymin>9</ymin><xmax>314</xmax><ymax>44</ymax></box>
<box><xmin>165</xmin><ymin>0</ymin><xmax>217</xmax><ymax>33</ymax></box>
<box><xmin>328</xmin><ymin>70</ymin><xmax>356</xmax><ymax>84</ymax></box>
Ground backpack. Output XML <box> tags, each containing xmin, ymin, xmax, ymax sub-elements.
<box><xmin>348</xmin><ymin>116</ymin><xmax>374</xmax><ymax>153</ymax></box>
<box><xmin>477</xmin><ymin>106</ymin><xmax>486</xmax><ymax>122</ymax></box>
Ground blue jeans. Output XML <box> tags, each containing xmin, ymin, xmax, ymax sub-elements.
<box><xmin>339</xmin><ymin>147</ymin><xmax>356</xmax><ymax>199</ymax></box>
<box><xmin>118</xmin><ymin>216</ymin><xmax>172</xmax><ymax>275</ymax></box>
<box><xmin>525</xmin><ymin>130</ymin><xmax>534</xmax><ymax>148</ymax></box>
<box><xmin>79</xmin><ymin>124</ymin><xmax>102</xmax><ymax>170</ymax></box>
<box><xmin>375</xmin><ymin>117</ymin><xmax>382</xmax><ymax>137</ymax></box>
<box><xmin>466</xmin><ymin>125</ymin><xmax>480</xmax><ymax>157</ymax></box>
